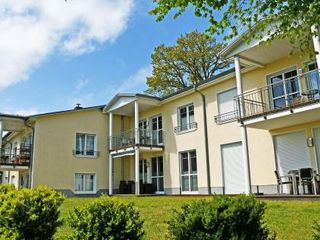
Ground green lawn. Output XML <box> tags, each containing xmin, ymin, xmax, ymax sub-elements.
<box><xmin>55</xmin><ymin>196</ymin><xmax>320</xmax><ymax>240</ymax></box>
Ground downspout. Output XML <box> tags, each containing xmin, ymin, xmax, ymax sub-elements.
<box><xmin>24</xmin><ymin>119</ymin><xmax>35</xmax><ymax>189</ymax></box>
<box><xmin>194</xmin><ymin>86</ymin><xmax>212</xmax><ymax>195</ymax></box>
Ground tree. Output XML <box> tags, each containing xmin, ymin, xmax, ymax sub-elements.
<box><xmin>146</xmin><ymin>31</ymin><xmax>229</xmax><ymax>96</ymax></box>
<box><xmin>150</xmin><ymin>0</ymin><xmax>320</xmax><ymax>54</ymax></box>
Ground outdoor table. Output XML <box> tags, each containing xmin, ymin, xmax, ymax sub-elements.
<box><xmin>288</xmin><ymin>170</ymin><xmax>299</xmax><ymax>195</ymax></box>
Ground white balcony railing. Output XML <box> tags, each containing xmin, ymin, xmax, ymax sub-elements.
<box><xmin>234</xmin><ymin>69</ymin><xmax>320</xmax><ymax>121</ymax></box>
<box><xmin>108</xmin><ymin>128</ymin><xmax>164</xmax><ymax>151</ymax></box>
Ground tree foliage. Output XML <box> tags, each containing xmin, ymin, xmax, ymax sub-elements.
<box><xmin>150</xmin><ymin>0</ymin><xmax>320</xmax><ymax>54</ymax></box>
<box><xmin>146</xmin><ymin>31</ymin><xmax>229</xmax><ymax>96</ymax></box>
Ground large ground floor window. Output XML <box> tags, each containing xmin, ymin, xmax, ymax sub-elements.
<box><xmin>75</xmin><ymin>173</ymin><xmax>96</xmax><ymax>193</ymax></box>
<box><xmin>180</xmin><ymin>150</ymin><xmax>198</xmax><ymax>192</ymax></box>
<box><xmin>151</xmin><ymin>156</ymin><xmax>164</xmax><ymax>193</ymax></box>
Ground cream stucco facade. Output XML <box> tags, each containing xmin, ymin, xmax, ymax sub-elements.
<box><xmin>1</xmin><ymin>34</ymin><xmax>320</xmax><ymax>196</ymax></box>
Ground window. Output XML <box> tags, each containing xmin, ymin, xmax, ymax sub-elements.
<box><xmin>75</xmin><ymin>173</ymin><xmax>96</xmax><ymax>193</ymax></box>
<box><xmin>216</xmin><ymin>88</ymin><xmax>238</xmax><ymax>124</ymax></box>
<box><xmin>139</xmin><ymin>159</ymin><xmax>148</xmax><ymax>183</ymax></box>
<box><xmin>151</xmin><ymin>156</ymin><xmax>164</xmax><ymax>192</ymax></box>
<box><xmin>218</xmin><ymin>88</ymin><xmax>237</xmax><ymax>115</ymax></box>
<box><xmin>75</xmin><ymin>133</ymin><xmax>97</xmax><ymax>157</ymax></box>
<box><xmin>176</xmin><ymin>104</ymin><xmax>196</xmax><ymax>133</ymax></box>
<box><xmin>268</xmin><ymin>68</ymin><xmax>299</xmax><ymax>108</ymax></box>
<box><xmin>151</xmin><ymin>115</ymin><xmax>163</xmax><ymax>144</ymax></box>
<box><xmin>180</xmin><ymin>150</ymin><xmax>198</xmax><ymax>192</ymax></box>
<box><xmin>306</xmin><ymin>62</ymin><xmax>320</xmax><ymax>91</ymax></box>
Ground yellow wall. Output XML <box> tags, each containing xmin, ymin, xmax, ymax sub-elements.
<box><xmin>32</xmin><ymin>108</ymin><xmax>109</xmax><ymax>194</ymax></box>
<box><xmin>3</xmin><ymin>52</ymin><xmax>316</xmax><ymax>195</ymax></box>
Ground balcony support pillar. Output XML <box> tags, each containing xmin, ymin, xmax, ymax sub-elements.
<box><xmin>0</xmin><ymin>120</ymin><xmax>3</xmax><ymax>149</ymax></box>
<box><xmin>234</xmin><ymin>56</ymin><xmax>252</xmax><ymax>195</ymax></box>
<box><xmin>108</xmin><ymin>112</ymin><xmax>113</xmax><ymax>195</ymax></box>
<box><xmin>311</xmin><ymin>25</ymin><xmax>320</xmax><ymax>69</ymax></box>
<box><xmin>134</xmin><ymin>100</ymin><xmax>140</xmax><ymax>195</ymax></box>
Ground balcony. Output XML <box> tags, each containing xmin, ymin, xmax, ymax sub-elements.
<box><xmin>109</xmin><ymin>128</ymin><xmax>164</xmax><ymax>152</ymax></box>
<box><xmin>0</xmin><ymin>146</ymin><xmax>31</xmax><ymax>169</ymax></box>
<box><xmin>235</xmin><ymin>69</ymin><xmax>320</xmax><ymax>127</ymax></box>
<box><xmin>214</xmin><ymin>110</ymin><xmax>239</xmax><ymax>125</ymax></box>
<box><xmin>174</xmin><ymin>122</ymin><xmax>198</xmax><ymax>134</ymax></box>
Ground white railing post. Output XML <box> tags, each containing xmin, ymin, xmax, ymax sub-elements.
<box><xmin>311</xmin><ymin>25</ymin><xmax>320</xmax><ymax>69</ymax></box>
<box><xmin>134</xmin><ymin>100</ymin><xmax>140</xmax><ymax>195</ymax></box>
<box><xmin>234</xmin><ymin>56</ymin><xmax>252</xmax><ymax>195</ymax></box>
<box><xmin>0</xmin><ymin>120</ymin><xmax>3</xmax><ymax>150</ymax></box>
<box><xmin>108</xmin><ymin>112</ymin><xmax>113</xmax><ymax>195</ymax></box>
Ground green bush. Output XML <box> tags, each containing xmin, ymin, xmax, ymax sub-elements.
<box><xmin>313</xmin><ymin>221</ymin><xmax>320</xmax><ymax>240</ymax></box>
<box><xmin>167</xmin><ymin>195</ymin><xmax>275</xmax><ymax>240</ymax></box>
<box><xmin>0</xmin><ymin>186</ymin><xmax>64</xmax><ymax>240</ymax></box>
<box><xmin>68</xmin><ymin>196</ymin><xmax>144</xmax><ymax>240</ymax></box>
<box><xmin>0</xmin><ymin>184</ymin><xmax>15</xmax><ymax>194</ymax></box>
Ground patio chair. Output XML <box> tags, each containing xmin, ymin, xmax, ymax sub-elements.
<box><xmin>299</xmin><ymin>168</ymin><xmax>314</xmax><ymax>194</ymax></box>
<box><xmin>274</xmin><ymin>170</ymin><xmax>293</xmax><ymax>194</ymax></box>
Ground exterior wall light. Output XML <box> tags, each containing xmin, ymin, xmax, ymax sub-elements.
<box><xmin>307</xmin><ymin>137</ymin><xmax>314</xmax><ymax>147</ymax></box>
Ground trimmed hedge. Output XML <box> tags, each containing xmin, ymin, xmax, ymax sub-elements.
<box><xmin>167</xmin><ymin>195</ymin><xmax>275</xmax><ymax>240</ymax></box>
<box><xmin>68</xmin><ymin>196</ymin><xmax>144</xmax><ymax>240</ymax></box>
<box><xmin>0</xmin><ymin>185</ymin><xmax>64</xmax><ymax>240</ymax></box>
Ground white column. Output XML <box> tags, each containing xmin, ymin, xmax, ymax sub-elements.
<box><xmin>134</xmin><ymin>100</ymin><xmax>140</xmax><ymax>195</ymax></box>
<box><xmin>0</xmin><ymin>120</ymin><xmax>3</xmax><ymax>149</ymax></box>
<box><xmin>311</xmin><ymin>25</ymin><xmax>320</xmax><ymax>69</ymax></box>
<box><xmin>108</xmin><ymin>112</ymin><xmax>113</xmax><ymax>195</ymax></box>
<box><xmin>234</xmin><ymin>56</ymin><xmax>252</xmax><ymax>194</ymax></box>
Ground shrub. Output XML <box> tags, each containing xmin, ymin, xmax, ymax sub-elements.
<box><xmin>68</xmin><ymin>196</ymin><xmax>144</xmax><ymax>240</ymax></box>
<box><xmin>167</xmin><ymin>195</ymin><xmax>275</xmax><ymax>240</ymax></box>
<box><xmin>313</xmin><ymin>221</ymin><xmax>320</xmax><ymax>240</ymax></box>
<box><xmin>0</xmin><ymin>184</ymin><xmax>15</xmax><ymax>194</ymax></box>
<box><xmin>0</xmin><ymin>186</ymin><xmax>64</xmax><ymax>240</ymax></box>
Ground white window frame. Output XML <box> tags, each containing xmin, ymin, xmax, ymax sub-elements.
<box><xmin>217</xmin><ymin>87</ymin><xmax>237</xmax><ymax>115</ymax></box>
<box><xmin>74</xmin><ymin>173</ymin><xmax>97</xmax><ymax>194</ymax></box>
<box><xmin>151</xmin><ymin>156</ymin><xmax>164</xmax><ymax>194</ymax></box>
<box><xmin>267</xmin><ymin>67</ymin><xmax>300</xmax><ymax>109</ymax></box>
<box><xmin>74</xmin><ymin>133</ymin><xmax>98</xmax><ymax>158</ymax></box>
<box><xmin>151</xmin><ymin>114</ymin><xmax>163</xmax><ymax>145</ymax></box>
<box><xmin>177</xmin><ymin>103</ymin><xmax>196</xmax><ymax>133</ymax></box>
<box><xmin>179</xmin><ymin>150</ymin><xmax>198</xmax><ymax>194</ymax></box>
<box><xmin>139</xmin><ymin>159</ymin><xmax>148</xmax><ymax>183</ymax></box>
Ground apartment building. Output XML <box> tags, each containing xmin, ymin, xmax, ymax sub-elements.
<box><xmin>1</xmin><ymin>33</ymin><xmax>320</xmax><ymax>196</ymax></box>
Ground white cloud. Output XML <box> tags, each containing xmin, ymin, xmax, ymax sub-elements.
<box><xmin>68</xmin><ymin>92</ymin><xmax>95</xmax><ymax>108</ymax></box>
<box><xmin>2</xmin><ymin>107</ymin><xmax>39</xmax><ymax>116</ymax></box>
<box><xmin>115</xmin><ymin>65</ymin><xmax>151</xmax><ymax>93</ymax></box>
<box><xmin>0</xmin><ymin>0</ymin><xmax>134</xmax><ymax>89</ymax></box>
<box><xmin>15</xmin><ymin>107</ymin><xmax>39</xmax><ymax>116</ymax></box>
<box><xmin>76</xmin><ymin>77</ymin><xmax>89</xmax><ymax>90</ymax></box>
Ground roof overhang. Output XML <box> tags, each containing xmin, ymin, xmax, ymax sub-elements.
<box><xmin>0</xmin><ymin>114</ymin><xmax>26</xmax><ymax>132</ymax></box>
<box><xmin>103</xmin><ymin>93</ymin><xmax>161</xmax><ymax>116</ymax></box>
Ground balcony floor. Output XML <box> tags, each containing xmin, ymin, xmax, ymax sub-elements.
<box><xmin>241</xmin><ymin>100</ymin><xmax>320</xmax><ymax>130</ymax></box>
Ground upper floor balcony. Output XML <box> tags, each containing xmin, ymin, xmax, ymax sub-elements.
<box><xmin>108</xmin><ymin>128</ymin><xmax>164</xmax><ymax>153</ymax></box>
<box><xmin>0</xmin><ymin>146</ymin><xmax>32</xmax><ymax>170</ymax></box>
<box><xmin>235</xmin><ymin>68</ymin><xmax>320</xmax><ymax>129</ymax></box>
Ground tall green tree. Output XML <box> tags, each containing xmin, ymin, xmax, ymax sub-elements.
<box><xmin>150</xmin><ymin>0</ymin><xmax>320</xmax><ymax>54</ymax></box>
<box><xmin>146</xmin><ymin>31</ymin><xmax>229</xmax><ymax>97</ymax></box>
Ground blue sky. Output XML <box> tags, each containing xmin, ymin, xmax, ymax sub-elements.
<box><xmin>0</xmin><ymin>0</ymin><xmax>210</xmax><ymax>115</ymax></box>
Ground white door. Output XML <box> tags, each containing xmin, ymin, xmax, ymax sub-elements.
<box><xmin>274</xmin><ymin>131</ymin><xmax>311</xmax><ymax>192</ymax></box>
<box><xmin>313</xmin><ymin>128</ymin><xmax>320</xmax><ymax>172</ymax></box>
<box><xmin>222</xmin><ymin>142</ymin><xmax>245</xmax><ymax>194</ymax></box>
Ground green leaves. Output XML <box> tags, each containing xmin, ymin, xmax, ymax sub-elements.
<box><xmin>150</xmin><ymin>0</ymin><xmax>320</xmax><ymax>56</ymax></box>
<box><xmin>146</xmin><ymin>31</ymin><xmax>229</xmax><ymax>97</ymax></box>
<box><xmin>67</xmin><ymin>196</ymin><xmax>144</xmax><ymax>240</ymax></box>
<box><xmin>167</xmin><ymin>195</ymin><xmax>276</xmax><ymax>240</ymax></box>
<box><xmin>0</xmin><ymin>185</ymin><xmax>64</xmax><ymax>240</ymax></box>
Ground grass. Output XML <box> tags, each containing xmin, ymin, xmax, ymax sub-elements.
<box><xmin>55</xmin><ymin>196</ymin><xmax>320</xmax><ymax>240</ymax></box>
